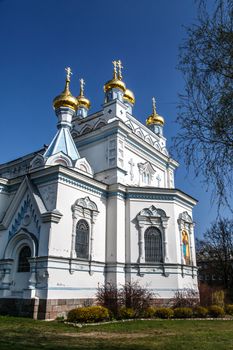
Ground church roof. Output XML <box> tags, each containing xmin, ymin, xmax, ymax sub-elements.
<box><xmin>43</xmin><ymin>127</ymin><xmax>80</xmax><ymax>161</ymax></box>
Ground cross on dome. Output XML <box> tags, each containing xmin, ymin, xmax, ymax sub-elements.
<box><xmin>117</xmin><ymin>60</ymin><xmax>123</xmax><ymax>80</ymax></box>
<box><xmin>152</xmin><ymin>97</ymin><xmax>156</xmax><ymax>114</ymax></box>
<box><xmin>65</xmin><ymin>67</ymin><xmax>72</xmax><ymax>81</ymax></box>
<box><xmin>112</xmin><ymin>60</ymin><xmax>117</xmax><ymax>79</ymax></box>
<box><xmin>80</xmin><ymin>78</ymin><xmax>85</xmax><ymax>96</ymax></box>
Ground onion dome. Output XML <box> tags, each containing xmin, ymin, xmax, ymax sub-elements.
<box><xmin>53</xmin><ymin>67</ymin><xmax>78</xmax><ymax>111</ymax></box>
<box><xmin>146</xmin><ymin>97</ymin><xmax>164</xmax><ymax>126</ymax></box>
<box><xmin>76</xmin><ymin>78</ymin><xmax>91</xmax><ymax>110</ymax></box>
<box><xmin>123</xmin><ymin>88</ymin><xmax>135</xmax><ymax>105</ymax></box>
<box><xmin>104</xmin><ymin>60</ymin><xmax>126</xmax><ymax>93</ymax></box>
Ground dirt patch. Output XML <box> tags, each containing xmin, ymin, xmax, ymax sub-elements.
<box><xmin>59</xmin><ymin>331</ymin><xmax>176</xmax><ymax>339</ymax></box>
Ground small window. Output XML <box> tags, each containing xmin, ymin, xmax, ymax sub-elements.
<box><xmin>76</xmin><ymin>220</ymin><xmax>89</xmax><ymax>259</ymax></box>
<box><xmin>18</xmin><ymin>246</ymin><xmax>31</xmax><ymax>272</ymax></box>
<box><xmin>145</xmin><ymin>227</ymin><xmax>162</xmax><ymax>262</ymax></box>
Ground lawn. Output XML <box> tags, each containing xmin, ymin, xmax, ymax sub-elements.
<box><xmin>0</xmin><ymin>316</ymin><xmax>233</xmax><ymax>350</ymax></box>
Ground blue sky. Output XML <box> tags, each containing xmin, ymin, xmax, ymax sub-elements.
<box><xmin>0</xmin><ymin>0</ymin><xmax>229</xmax><ymax>236</ymax></box>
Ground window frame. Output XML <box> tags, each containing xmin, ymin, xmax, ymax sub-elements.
<box><xmin>75</xmin><ymin>219</ymin><xmax>90</xmax><ymax>260</ymax></box>
<box><xmin>144</xmin><ymin>226</ymin><xmax>163</xmax><ymax>263</ymax></box>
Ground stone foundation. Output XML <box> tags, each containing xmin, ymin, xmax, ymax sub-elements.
<box><xmin>0</xmin><ymin>298</ymin><xmax>94</xmax><ymax>320</ymax></box>
<box><xmin>0</xmin><ymin>297</ymin><xmax>174</xmax><ymax>319</ymax></box>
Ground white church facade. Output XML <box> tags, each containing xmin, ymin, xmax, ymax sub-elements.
<box><xmin>0</xmin><ymin>62</ymin><xmax>198</xmax><ymax>319</ymax></box>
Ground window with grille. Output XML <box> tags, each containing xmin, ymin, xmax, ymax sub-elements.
<box><xmin>76</xmin><ymin>219</ymin><xmax>89</xmax><ymax>259</ymax></box>
<box><xmin>18</xmin><ymin>246</ymin><xmax>31</xmax><ymax>272</ymax></box>
<box><xmin>145</xmin><ymin>227</ymin><xmax>162</xmax><ymax>262</ymax></box>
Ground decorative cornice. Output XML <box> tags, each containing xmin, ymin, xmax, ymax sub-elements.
<box><xmin>41</xmin><ymin>210</ymin><xmax>63</xmax><ymax>223</ymax></box>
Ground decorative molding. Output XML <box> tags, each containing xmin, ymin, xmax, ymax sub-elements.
<box><xmin>71</xmin><ymin>197</ymin><xmax>99</xmax><ymax>274</ymax></box>
<box><xmin>178</xmin><ymin>211</ymin><xmax>193</xmax><ymax>224</ymax></box>
<box><xmin>74</xmin><ymin>158</ymin><xmax>93</xmax><ymax>176</ymax></box>
<box><xmin>41</xmin><ymin>210</ymin><xmax>63</xmax><ymax>223</ymax></box>
<box><xmin>72</xmin><ymin>197</ymin><xmax>98</xmax><ymax>213</ymax></box>
<box><xmin>9</xmin><ymin>194</ymin><xmax>41</xmax><ymax>238</ymax></box>
<box><xmin>30</xmin><ymin>154</ymin><xmax>44</xmax><ymax>170</ymax></box>
<box><xmin>137</xmin><ymin>206</ymin><xmax>170</xmax><ymax>264</ymax></box>
<box><xmin>139</xmin><ymin>205</ymin><xmax>166</xmax><ymax>218</ymax></box>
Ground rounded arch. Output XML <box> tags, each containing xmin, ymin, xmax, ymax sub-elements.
<box><xmin>4</xmin><ymin>228</ymin><xmax>38</xmax><ymax>260</ymax></box>
<box><xmin>75</xmin><ymin>219</ymin><xmax>89</xmax><ymax>259</ymax></box>
<box><xmin>17</xmin><ymin>245</ymin><xmax>31</xmax><ymax>272</ymax></box>
<box><xmin>144</xmin><ymin>226</ymin><xmax>162</xmax><ymax>263</ymax></box>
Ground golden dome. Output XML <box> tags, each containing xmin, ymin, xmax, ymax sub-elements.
<box><xmin>77</xmin><ymin>95</ymin><xmax>91</xmax><ymax>109</ymax></box>
<box><xmin>104</xmin><ymin>60</ymin><xmax>126</xmax><ymax>93</ymax></box>
<box><xmin>76</xmin><ymin>78</ymin><xmax>91</xmax><ymax>110</ymax></box>
<box><xmin>104</xmin><ymin>78</ymin><xmax>126</xmax><ymax>93</ymax></box>
<box><xmin>123</xmin><ymin>88</ymin><xmax>135</xmax><ymax>105</ymax></box>
<box><xmin>146</xmin><ymin>97</ymin><xmax>164</xmax><ymax>126</ymax></box>
<box><xmin>53</xmin><ymin>67</ymin><xmax>78</xmax><ymax>111</ymax></box>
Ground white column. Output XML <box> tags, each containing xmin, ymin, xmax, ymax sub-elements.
<box><xmin>138</xmin><ymin>224</ymin><xmax>145</xmax><ymax>263</ymax></box>
<box><xmin>71</xmin><ymin>212</ymin><xmax>78</xmax><ymax>259</ymax></box>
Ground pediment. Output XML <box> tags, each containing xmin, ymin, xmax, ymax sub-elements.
<box><xmin>139</xmin><ymin>205</ymin><xmax>167</xmax><ymax>218</ymax></box>
<box><xmin>0</xmin><ymin>176</ymin><xmax>47</xmax><ymax>233</ymax></box>
<box><xmin>72</xmin><ymin>196</ymin><xmax>98</xmax><ymax>212</ymax></box>
<box><xmin>45</xmin><ymin>151</ymin><xmax>73</xmax><ymax>167</ymax></box>
<box><xmin>178</xmin><ymin>211</ymin><xmax>193</xmax><ymax>223</ymax></box>
<box><xmin>74</xmin><ymin>157</ymin><xmax>93</xmax><ymax>176</ymax></box>
<box><xmin>30</xmin><ymin>154</ymin><xmax>45</xmax><ymax>170</ymax></box>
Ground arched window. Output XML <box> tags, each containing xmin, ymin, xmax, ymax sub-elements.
<box><xmin>145</xmin><ymin>227</ymin><xmax>162</xmax><ymax>262</ymax></box>
<box><xmin>18</xmin><ymin>246</ymin><xmax>31</xmax><ymax>272</ymax></box>
<box><xmin>75</xmin><ymin>220</ymin><xmax>89</xmax><ymax>259</ymax></box>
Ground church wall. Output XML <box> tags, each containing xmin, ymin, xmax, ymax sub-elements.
<box><xmin>127</xmin><ymin>199</ymin><xmax>180</xmax><ymax>264</ymax></box>
<box><xmin>45</xmin><ymin>259</ymin><xmax>105</xmax><ymax>300</ymax></box>
<box><xmin>123</xmin><ymin>145</ymin><xmax>167</xmax><ymax>187</ymax></box>
<box><xmin>78</xmin><ymin>139</ymin><xmax>108</xmax><ymax>174</ymax></box>
<box><xmin>48</xmin><ymin>180</ymin><xmax>107</xmax><ymax>263</ymax></box>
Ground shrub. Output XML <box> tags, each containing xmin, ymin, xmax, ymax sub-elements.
<box><xmin>143</xmin><ymin>306</ymin><xmax>157</xmax><ymax>318</ymax></box>
<box><xmin>155</xmin><ymin>307</ymin><xmax>174</xmax><ymax>319</ymax></box>
<box><xmin>212</xmin><ymin>290</ymin><xmax>225</xmax><ymax>307</ymax></box>
<box><xmin>225</xmin><ymin>304</ymin><xmax>233</xmax><ymax>316</ymax></box>
<box><xmin>67</xmin><ymin>306</ymin><xmax>110</xmax><ymax>323</ymax></box>
<box><xmin>119</xmin><ymin>282</ymin><xmax>154</xmax><ymax>317</ymax></box>
<box><xmin>96</xmin><ymin>282</ymin><xmax>154</xmax><ymax>318</ymax></box>
<box><xmin>208</xmin><ymin>305</ymin><xmax>224</xmax><ymax>318</ymax></box>
<box><xmin>173</xmin><ymin>307</ymin><xmax>193</xmax><ymax>318</ymax></box>
<box><xmin>171</xmin><ymin>289</ymin><xmax>199</xmax><ymax>308</ymax></box>
<box><xmin>96</xmin><ymin>283</ymin><xmax>119</xmax><ymax>317</ymax></box>
<box><xmin>193</xmin><ymin>306</ymin><xmax>208</xmax><ymax>318</ymax></box>
<box><xmin>118</xmin><ymin>307</ymin><xmax>135</xmax><ymax>319</ymax></box>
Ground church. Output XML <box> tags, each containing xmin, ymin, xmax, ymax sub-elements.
<box><xmin>0</xmin><ymin>61</ymin><xmax>198</xmax><ymax>319</ymax></box>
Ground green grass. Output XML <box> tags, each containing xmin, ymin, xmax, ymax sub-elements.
<box><xmin>0</xmin><ymin>316</ymin><xmax>233</xmax><ymax>350</ymax></box>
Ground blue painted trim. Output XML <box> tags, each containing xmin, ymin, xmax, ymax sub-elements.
<box><xmin>58</xmin><ymin>174</ymin><xmax>107</xmax><ymax>197</ymax></box>
<box><xmin>47</xmin><ymin>287</ymin><xmax>97</xmax><ymax>291</ymax></box>
<box><xmin>126</xmin><ymin>193</ymin><xmax>174</xmax><ymax>201</ymax></box>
